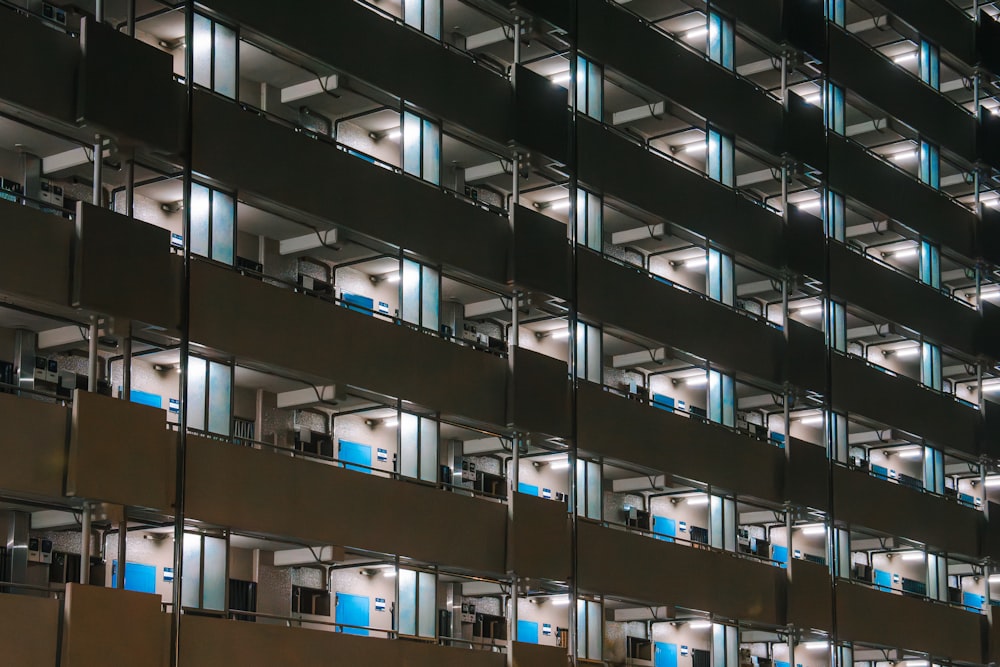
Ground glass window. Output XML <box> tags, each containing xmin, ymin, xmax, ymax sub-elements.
<box><xmin>708</xmin><ymin>13</ymin><xmax>734</xmax><ymax>71</ymax></box>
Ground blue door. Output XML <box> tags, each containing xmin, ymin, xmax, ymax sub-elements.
<box><xmin>111</xmin><ymin>561</ymin><xmax>157</xmax><ymax>593</ymax></box>
<box><xmin>517</xmin><ymin>482</ymin><xmax>539</xmax><ymax>496</ymax></box>
<box><xmin>517</xmin><ymin>620</ymin><xmax>540</xmax><ymax>644</ymax></box>
<box><xmin>339</xmin><ymin>440</ymin><xmax>372</xmax><ymax>473</ymax></box>
<box><xmin>343</xmin><ymin>293</ymin><xmax>374</xmax><ymax>316</ymax></box>
<box><xmin>336</xmin><ymin>592</ymin><xmax>370</xmax><ymax>636</ymax></box>
<box><xmin>652</xmin><ymin>516</ymin><xmax>676</xmax><ymax>542</ymax></box>
<box><xmin>772</xmin><ymin>545</ymin><xmax>789</xmax><ymax>568</ymax></box>
<box><xmin>873</xmin><ymin>569</ymin><xmax>892</xmax><ymax>591</ymax></box>
<box><xmin>655</xmin><ymin>642</ymin><xmax>678</xmax><ymax>667</ymax></box>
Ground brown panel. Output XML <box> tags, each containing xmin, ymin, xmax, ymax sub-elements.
<box><xmin>0</xmin><ymin>392</ymin><xmax>68</xmax><ymax>500</ymax></box>
<box><xmin>67</xmin><ymin>390</ymin><xmax>174</xmax><ymax>511</ymax></box>
<box><xmin>834</xmin><ymin>466</ymin><xmax>983</xmax><ymax>558</ymax></box>
<box><xmin>511</xmin><ymin>347</ymin><xmax>570</xmax><ymax>438</ymax></box>
<box><xmin>190</xmin><ymin>260</ymin><xmax>507</xmax><ymax>427</ymax></box>
<box><xmin>785</xmin><ymin>438</ymin><xmax>829</xmax><ymax>512</ymax></box>
<box><xmin>192</xmin><ymin>91</ymin><xmax>510</xmax><ymax>285</ymax></box>
<box><xmin>62</xmin><ymin>584</ymin><xmax>170</xmax><ymax>667</ymax></box>
<box><xmin>511</xmin><ymin>492</ymin><xmax>571</xmax><ymax>581</ymax></box>
<box><xmin>0</xmin><ymin>10</ymin><xmax>78</xmax><ymax>123</ymax></box>
<box><xmin>0</xmin><ymin>198</ymin><xmax>72</xmax><ymax>307</ymax></box>
<box><xmin>985</xmin><ymin>503</ymin><xmax>1000</xmax><ymax>561</ymax></box>
<box><xmin>180</xmin><ymin>604</ymin><xmax>506</xmax><ymax>667</ymax></box>
<box><xmin>578</xmin><ymin>521</ymin><xmax>784</xmax><ymax>625</ymax></box>
<box><xmin>73</xmin><ymin>203</ymin><xmax>181</xmax><ymax>330</ymax></box>
<box><xmin>836</xmin><ymin>581</ymin><xmax>984</xmax><ymax>664</ymax></box>
<box><xmin>788</xmin><ymin>559</ymin><xmax>833</xmax><ymax>632</ymax></box>
<box><xmin>990</xmin><ymin>605</ymin><xmax>1000</xmax><ymax>663</ymax></box>
<box><xmin>186</xmin><ymin>437</ymin><xmax>507</xmax><ymax>574</ymax></box>
<box><xmin>0</xmin><ymin>592</ymin><xmax>60</xmax><ymax>666</ymax></box>
<box><xmin>512</xmin><ymin>641</ymin><xmax>568</xmax><ymax>667</ymax></box>
<box><xmin>578</xmin><ymin>382</ymin><xmax>784</xmax><ymax>504</ymax></box>
<box><xmin>513</xmin><ymin>205</ymin><xmax>570</xmax><ymax>300</ymax></box>
<box><xmin>77</xmin><ymin>18</ymin><xmax>183</xmax><ymax>154</ymax></box>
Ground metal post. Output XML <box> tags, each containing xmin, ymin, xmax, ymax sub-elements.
<box><xmin>780</xmin><ymin>51</ymin><xmax>788</xmax><ymax>104</ymax></box>
<box><xmin>127</xmin><ymin>0</ymin><xmax>135</xmax><ymax>36</ymax></box>
<box><xmin>126</xmin><ymin>152</ymin><xmax>135</xmax><ymax>219</ymax></box>
<box><xmin>116</xmin><ymin>509</ymin><xmax>127</xmax><ymax>589</ymax></box>
<box><xmin>79</xmin><ymin>503</ymin><xmax>92</xmax><ymax>584</ymax></box>
<box><xmin>95</xmin><ymin>0</ymin><xmax>103</xmax><ymax>23</ymax></box>
<box><xmin>92</xmin><ymin>137</ymin><xmax>102</xmax><ymax>207</ymax></box>
<box><xmin>87</xmin><ymin>316</ymin><xmax>99</xmax><ymax>392</ymax></box>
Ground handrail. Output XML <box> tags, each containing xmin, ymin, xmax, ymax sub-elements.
<box><xmin>0</xmin><ymin>189</ymin><xmax>77</xmax><ymax>220</ymax></box>
<box><xmin>0</xmin><ymin>580</ymin><xmax>65</xmax><ymax>598</ymax></box>
<box><xmin>838</xmin><ymin>350</ymin><xmax>979</xmax><ymax>411</ymax></box>
<box><xmin>0</xmin><ymin>381</ymin><xmax>73</xmax><ymax>406</ymax></box>
<box><xmin>835</xmin><ymin>459</ymin><xmax>983</xmax><ymax>511</ymax></box>
<box><xmin>840</xmin><ymin>575</ymin><xmax>987</xmax><ymax>615</ymax></box>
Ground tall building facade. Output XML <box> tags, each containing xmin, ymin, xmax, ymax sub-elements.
<box><xmin>1</xmin><ymin>0</ymin><xmax>1000</xmax><ymax>665</ymax></box>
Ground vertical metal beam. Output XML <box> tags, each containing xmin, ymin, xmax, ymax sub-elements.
<box><xmin>92</xmin><ymin>137</ymin><xmax>103</xmax><ymax>207</ymax></box>
<box><xmin>79</xmin><ymin>504</ymin><xmax>92</xmax><ymax>584</ymax></box>
<box><xmin>87</xmin><ymin>316</ymin><xmax>99</xmax><ymax>392</ymax></box>
<box><xmin>95</xmin><ymin>0</ymin><xmax>103</xmax><ymax>23</ymax></box>
<box><xmin>122</xmin><ymin>328</ymin><xmax>132</xmax><ymax>398</ymax></box>
<box><xmin>116</xmin><ymin>510</ymin><xmax>127</xmax><ymax>589</ymax></box>
<box><xmin>127</xmin><ymin>0</ymin><xmax>136</xmax><ymax>36</ymax></box>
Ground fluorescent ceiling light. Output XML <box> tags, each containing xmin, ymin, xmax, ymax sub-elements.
<box><xmin>384</xmin><ymin>418</ymin><xmax>398</xmax><ymax>427</ymax></box>
<box><xmin>549</xmin><ymin>458</ymin><xmax>571</xmax><ymax>470</ymax></box>
<box><xmin>803</xmin><ymin>641</ymin><xmax>829</xmax><ymax>650</ymax></box>
<box><xmin>550</xmin><ymin>70</ymin><xmax>571</xmax><ymax>84</ymax></box>
<box><xmin>550</xmin><ymin>595</ymin><xmax>571</xmax><ymax>605</ymax></box>
<box><xmin>684</xmin><ymin>27</ymin><xmax>708</xmax><ymax>40</ymax></box>
<box><xmin>685</xmin><ymin>374</ymin><xmax>708</xmax><ymax>387</ymax></box>
<box><xmin>984</xmin><ymin>476</ymin><xmax>1000</xmax><ymax>487</ymax></box>
<box><xmin>683</xmin><ymin>142</ymin><xmax>706</xmax><ymax>153</ymax></box>
<box><xmin>384</xmin><ymin>273</ymin><xmax>400</xmax><ymax>283</ymax></box>
<box><xmin>683</xmin><ymin>256</ymin><xmax>708</xmax><ymax>269</ymax></box>
<box><xmin>549</xmin><ymin>198</ymin><xmax>571</xmax><ymax>211</ymax></box>
<box><xmin>549</xmin><ymin>328</ymin><xmax>571</xmax><ymax>340</ymax></box>
<box><xmin>893</xmin><ymin>345</ymin><xmax>921</xmax><ymax>358</ymax></box>
<box><xmin>897</xmin><ymin>447</ymin><xmax>923</xmax><ymax>459</ymax></box>
<box><xmin>799</xmin><ymin>415</ymin><xmax>824</xmax><ymax>426</ymax></box>
<box><xmin>891</xmin><ymin>247</ymin><xmax>919</xmax><ymax>259</ymax></box>
<box><xmin>983</xmin><ymin>381</ymin><xmax>1000</xmax><ymax>393</ymax></box>
<box><xmin>900</xmin><ymin>551</ymin><xmax>925</xmax><ymax>561</ymax></box>
<box><xmin>383</xmin><ymin>569</ymin><xmax>397</xmax><ymax>577</ymax></box>
<box><xmin>797</xmin><ymin>306</ymin><xmax>823</xmax><ymax>317</ymax></box>
<box><xmin>890</xmin><ymin>150</ymin><xmax>918</xmax><ymax>161</ymax></box>
<box><xmin>385</xmin><ymin>128</ymin><xmax>401</xmax><ymax>140</ymax></box>
<box><xmin>688</xmin><ymin>621</ymin><xmax>713</xmax><ymax>629</ymax></box>
<box><xmin>905</xmin><ymin>661</ymin><xmax>929</xmax><ymax>666</ymax></box>
<box><xmin>687</xmin><ymin>495</ymin><xmax>710</xmax><ymax>506</ymax></box>
<box><xmin>800</xmin><ymin>525</ymin><xmax>826</xmax><ymax>536</ymax></box>
<box><xmin>989</xmin><ymin>574</ymin><xmax>1000</xmax><ymax>583</ymax></box>
<box><xmin>803</xmin><ymin>93</ymin><xmax>822</xmax><ymax>105</ymax></box>
<box><xmin>796</xmin><ymin>198</ymin><xmax>822</xmax><ymax>210</ymax></box>
<box><xmin>893</xmin><ymin>51</ymin><xmax>918</xmax><ymax>64</ymax></box>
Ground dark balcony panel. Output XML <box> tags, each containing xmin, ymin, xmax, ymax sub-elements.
<box><xmin>193</xmin><ymin>90</ymin><xmax>510</xmax><ymax>285</ymax></box>
<box><xmin>577</xmin><ymin>117</ymin><xmax>784</xmax><ymax>268</ymax></box>
<box><xmin>510</xmin><ymin>0</ymin><xmax>570</xmax><ymax>32</ymax></box>
<box><xmin>0</xmin><ymin>198</ymin><xmax>72</xmax><ymax>307</ymax></box>
<box><xmin>991</xmin><ymin>606</ymin><xmax>1000</xmax><ymax>664</ymax></box>
<box><xmin>980</xmin><ymin>12</ymin><xmax>1000</xmax><ymax>84</ymax></box>
<box><xmin>786</xmin><ymin>320</ymin><xmax>827</xmax><ymax>395</ymax></box>
<box><xmin>979</xmin><ymin>192</ymin><xmax>1000</xmax><ymax>266</ymax></box>
<box><xmin>984</xmin><ymin>400</ymin><xmax>1000</xmax><ymax>461</ymax></box>
<box><xmin>711</xmin><ymin>0</ymin><xmax>782</xmax><ymax>44</ymax></box>
<box><xmin>878</xmin><ymin>0</ymin><xmax>976</xmax><ymax>66</ymax></box>
<box><xmin>73</xmin><ymin>203</ymin><xmax>181</xmax><ymax>333</ymax></box>
<box><xmin>0</xmin><ymin>7</ymin><xmax>78</xmax><ymax>124</ymax></box>
<box><xmin>782</xmin><ymin>0</ymin><xmax>827</xmax><ymax>60</ymax></box>
<box><xmin>510</xmin><ymin>346</ymin><xmax>570</xmax><ymax>438</ymax></box>
<box><xmin>199</xmin><ymin>0</ymin><xmax>547</xmax><ymax>156</ymax></box>
<box><xmin>0</xmin><ymin>592</ymin><xmax>60</xmax><ymax>666</ymax></box>
<box><xmin>834</xmin><ymin>466</ymin><xmax>983</xmax><ymax>558</ymax></box>
<box><xmin>783</xmin><ymin>92</ymin><xmax>827</xmax><ymax>171</ymax></box>
<box><xmin>828</xmin><ymin>135</ymin><xmax>976</xmax><ymax>258</ymax></box>
<box><xmin>836</xmin><ymin>581</ymin><xmax>985</xmax><ymax>665</ymax></box>
<box><xmin>785</xmin><ymin>438</ymin><xmax>829</xmax><ymax>512</ymax></box>
<box><xmin>63</xmin><ymin>585</ymin><xmax>169</xmax><ymax>667</ymax></box>
<box><xmin>0</xmin><ymin>392</ymin><xmax>68</xmax><ymax>501</ymax></box>
<box><xmin>577</xmin><ymin>250</ymin><xmax>786</xmax><ymax>385</ymax></box>
<box><xmin>186</xmin><ymin>437</ymin><xmax>508</xmax><ymax>574</ymax></box>
<box><xmin>830</xmin><ymin>354</ymin><xmax>979</xmax><ymax>456</ymax></box>
<box><xmin>511</xmin><ymin>642</ymin><xmax>568</xmax><ymax>667</ymax></box>
<box><xmin>577</xmin><ymin>0</ymin><xmax>784</xmax><ymax>157</ymax></box>
<box><xmin>578</xmin><ymin>521</ymin><xmax>784</xmax><ymax>626</ymax></box>
<box><xmin>828</xmin><ymin>27</ymin><xmax>977</xmax><ymax>162</ymax></box>
<box><xmin>512</xmin><ymin>205</ymin><xmax>570</xmax><ymax>300</ymax></box>
<box><xmin>578</xmin><ymin>382</ymin><xmax>784</xmax><ymax>504</ymax></box>
<box><xmin>829</xmin><ymin>242</ymin><xmax>979</xmax><ymax>356</ymax></box>
<box><xmin>77</xmin><ymin>18</ymin><xmax>183</xmax><ymax>156</ymax></box>
<box><xmin>514</xmin><ymin>66</ymin><xmax>568</xmax><ymax>164</ymax></box>
<box><xmin>510</xmin><ymin>492</ymin><xmax>571</xmax><ymax>582</ymax></box>
<box><xmin>180</xmin><ymin>613</ymin><xmax>504</xmax><ymax>667</ymax></box>
<box><xmin>784</xmin><ymin>207</ymin><xmax>826</xmax><ymax>281</ymax></box>
<box><xmin>985</xmin><ymin>502</ymin><xmax>1000</xmax><ymax>561</ymax></box>
<box><xmin>190</xmin><ymin>261</ymin><xmax>508</xmax><ymax>427</ymax></box>
<box><xmin>788</xmin><ymin>558</ymin><xmax>833</xmax><ymax>632</ymax></box>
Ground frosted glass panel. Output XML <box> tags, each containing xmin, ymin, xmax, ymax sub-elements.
<box><xmin>202</xmin><ymin>536</ymin><xmax>226</xmax><ymax>611</ymax></box>
<box><xmin>190</xmin><ymin>183</ymin><xmax>211</xmax><ymax>258</ymax></box>
<box><xmin>186</xmin><ymin>356</ymin><xmax>206</xmax><ymax>432</ymax></box>
<box><xmin>192</xmin><ymin>14</ymin><xmax>212</xmax><ymax>88</ymax></box>
<box><xmin>402</xmin><ymin>259</ymin><xmax>420</xmax><ymax>325</ymax></box>
<box><xmin>710</xmin><ymin>495</ymin><xmax>724</xmax><ymax>549</ymax></box>
<box><xmin>420</xmin><ymin>417</ymin><xmax>438</xmax><ymax>482</ymax></box>
<box><xmin>421</xmin><ymin>265</ymin><xmax>439</xmax><ymax>331</ymax></box>
<box><xmin>587</xmin><ymin>599</ymin><xmax>601</xmax><ymax>658</ymax></box>
<box><xmin>403</xmin><ymin>112</ymin><xmax>421</xmax><ymax>178</ymax></box>
<box><xmin>576</xmin><ymin>599</ymin><xmax>587</xmax><ymax>658</ymax></box>
<box><xmin>399</xmin><ymin>412</ymin><xmax>419</xmax><ymax>479</ymax></box>
<box><xmin>213</xmin><ymin>22</ymin><xmax>236</xmax><ymax>98</ymax></box>
<box><xmin>586</xmin><ymin>461</ymin><xmax>601</xmax><ymax>519</ymax></box>
<box><xmin>211</xmin><ymin>190</ymin><xmax>234</xmax><ymax>265</ymax></box>
<box><xmin>398</xmin><ymin>568</ymin><xmax>417</xmax><ymax>636</ymax></box>
<box><xmin>423</xmin><ymin>0</ymin><xmax>441</xmax><ymax>39</ymax></box>
<box><xmin>403</xmin><ymin>0</ymin><xmax>421</xmax><ymax>30</ymax></box>
<box><xmin>418</xmin><ymin>571</ymin><xmax>436</xmax><ymax>637</ymax></box>
<box><xmin>713</xmin><ymin>624</ymin><xmax>726</xmax><ymax>667</ymax></box>
<box><xmin>576</xmin><ymin>459</ymin><xmax>585</xmax><ymax>516</ymax></box>
<box><xmin>422</xmin><ymin>119</ymin><xmax>440</xmax><ymax>185</ymax></box>
<box><xmin>208</xmin><ymin>361</ymin><xmax>231</xmax><ymax>436</ymax></box>
<box><xmin>181</xmin><ymin>535</ymin><xmax>201</xmax><ymax>609</ymax></box>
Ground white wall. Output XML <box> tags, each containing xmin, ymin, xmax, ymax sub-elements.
<box><xmin>333</xmin><ymin>413</ymin><xmax>398</xmax><ymax>476</ymax></box>
<box><xmin>648</xmin><ymin>495</ymin><xmax>710</xmax><ymax>541</ymax></box>
<box><xmin>517</xmin><ymin>597</ymin><xmax>569</xmax><ymax>647</ymax></box>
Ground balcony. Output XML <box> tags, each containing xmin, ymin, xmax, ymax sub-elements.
<box><xmin>0</xmin><ymin>390</ymin><xmax>69</xmax><ymax>502</ymax></box>
<box><xmin>0</xmin><ymin>590</ymin><xmax>60</xmax><ymax>665</ymax></box>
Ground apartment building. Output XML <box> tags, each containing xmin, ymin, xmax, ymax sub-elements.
<box><xmin>2</xmin><ymin>0</ymin><xmax>1000</xmax><ymax>665</ymax></box>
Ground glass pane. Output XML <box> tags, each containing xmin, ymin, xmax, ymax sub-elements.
<box><xmin>713</xmin><ymin>624</ymin><xmax>726</xmax><ymax>667</ymax></box>
<box><xmin>586</xmin><ymin>461</ymin><xmax>601</xmax><ymax>520</ymax></box>
<box><xmin>208</xmin><ymin>361</ymin><xmax>231</xmax><ymax>436</ymax></box>
<box><xmin>190</xmin><ymin>183</ymin><xmax>211</xmax><ymax>258</ymax></box>
<box><xmin>707</xmin><ymin>131</ymin><xmax>721</xmax><ymax>183</ymax></box>
<box><xmin>576</xmin><ymin>459</ymin><xmax>586</xmax><ymax>516</ymax></box>
<box><xmin>421</xmin><ymin>265</ymin><xmax>439</xmax><ymax>331</ymax></box>
<box><xmin>186</xmin><ymin>356</ymin><xmax>206</xmax><ymax>432</ymax></box>
<box><xmin>181</xmin><ymin>535</ymin><xmax>202</xmax><ymax>609</ymax></box>
<box><xmin>586</xmin><ymin>323</ymin><xmax>601</xmax><ymax>383</ymax></box>
<box><xmin>421</xmin><ymin>119</ymin><xmax>440</xmax><ymax>185</ymax></box>
<box><xmin>192</xmin><ymin>14</ymin><xmax>213</xmax><ymax>88</ymax></box>
<box><xmin>587</xmin><ymin>599</ymin><xmax>601</xmax><ymax>658</ymax></box>
<box><xmin>710</xmin><ymin>495</ymin><xmax>723</xmax><ymax>548</ymax></box>
<box><xmin>202</xmin><ymin>536</ymin><xmax>226</xmax><ymax>611</ymax></box>
<box><xmin>403</xmin><ymin>0</ymin><xmax>421</xmax><ymax>31</ymax></box>
<box><xmin>398</xmin><ymin>568</ymin><xmax>417</xmax><ymax>636</ymax></box>
<box><xmin>211</xmin><ymin>190</ymin><xmax>234</xmax><ymax>265</ymax></box>
<box><xmin>420</xmin><ymin>417</ymin><xmax>438</xmax><ymax>483</ymax></box>
<box><xmin>576</xmin><ymin>599</ymin><xmax>587</xmax><ymax>658</ymax></box>
<box><xmin>587</xmin><ymin>192</ymin><xmax>602</xmax><ymax>252</ymax></box>
<box><xmin>586</xmin><ymin>60</ymin><xmax>602</xmax><ymax>120</ymax></box>
<box><xmin>399</xmin><ymin>412</ymin><xmax>419</xmax><ymax>479</ymax></box>
<box><xmin>575</xmin><ymin>189</ymin><xmax>587</xmax><ymax>247</ymax></box>
<box><xmin>401</xmin><ymin>259</ymin><xmax>420</xmax><ymax>325</ymax></box>
<box><xmin>403</xmin><ymin>112</ymin><xmax>421</xmax><ymax>178</ymax></box>
<box><xmin>213</xmin><ymin>22</ymin><xmax>237</xmax><ymax>98</ymax></box>
<box><xmin>418</xmin><ymin>571</ymin><xmax>436</xmax><ymax>638</ymax></box>
<box><xmin>423</xmin><ymin>0</ymin><xmax>441</xmax><ymax>39</ymax></box>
